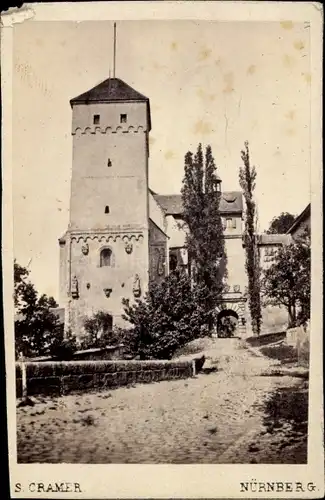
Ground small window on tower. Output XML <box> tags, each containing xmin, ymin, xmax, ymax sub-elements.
<box><xmin>105</xmin><ymin>206</ymin><xmax>110</xmax><ymax>214</ymax></box>
<box><xmin>120</xmin><ymin>114</ymin><xmax>127</xmax><ymax>124</ymax></box>
<box><xmin>100</xmin><ymin>248</ymin><xmax>112</xmax><ymax>267</ymax></box>
<box><xmin>93</xmin><ymin>114</ymin><xmax>100</xmax><ymax>125</ymax></box>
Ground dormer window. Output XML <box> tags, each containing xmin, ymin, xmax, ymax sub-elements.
<box><xmin>120</xmin><ymin>114</ymin><xmax>127</xmax><ymax>124</ymax></box>
<box><xmin>93</xmin><ymin>114</ymin><xmax>100</xmax><ymax>125</ymax></box>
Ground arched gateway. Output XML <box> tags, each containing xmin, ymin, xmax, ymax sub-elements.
<box><xmin>215</xmin><ymin>301</ymin><xmax>247</xmax><ymax>337</ymax></box>
<box><xmin>217</xmin><ymin>309</ymin><xmax>239</xmax><ymax>337</ymax></box>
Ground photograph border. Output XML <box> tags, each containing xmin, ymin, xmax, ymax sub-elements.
<box><xmin>1</xmin><ymin>2</ymin><xmax>323</xmax><ymax>498</ymax></box>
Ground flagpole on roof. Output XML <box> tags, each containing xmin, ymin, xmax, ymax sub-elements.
<box><xmin>113</xmin><ymin>22</ymin><xmax>117</xmax><ymax>78</ymax></box>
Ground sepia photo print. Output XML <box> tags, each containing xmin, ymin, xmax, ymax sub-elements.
<box><xmin>2</xmin><ymin>2</ymin><xmax>323</xmax><ymax>498</ymax></box>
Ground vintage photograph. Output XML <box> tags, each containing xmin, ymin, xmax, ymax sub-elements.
<box><xmin>3</xmin><ymin>4</ymin><xmax>322</xmax><ymax>483</ymax></box>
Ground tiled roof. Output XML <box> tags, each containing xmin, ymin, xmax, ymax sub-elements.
<box><xmin>70</xmin><ymin>78</ymin><xmax>149</xmax><ymax>105</ymax></box>
<box><xmin>153</xmin><ymin>195</ymin><xmax>183</xmax><ymax>215</ymax></box>
<box><xmin>153</xmin><ymin>191</ymin><xmax>243</xmax><ymax>215</ymax></box>
<box><xmin>286</xmin><ymin>203</ymin><xmax>311</xmax><ymax>234</ymax></box>
<box><xmin>257</xmin><ymin>234</ymin><xmax>292</xmax><ymax>245</ymax></box>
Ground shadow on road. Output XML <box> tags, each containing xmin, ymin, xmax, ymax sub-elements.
<box><xmin>260</xmin><ymin>343</ymin><xmax>299</xmax><ymax>365</ymax></box>
<box><xmin>262</xmin><ymin>381</ymin><xmax>308</xmax><ymax>447</ymax></box>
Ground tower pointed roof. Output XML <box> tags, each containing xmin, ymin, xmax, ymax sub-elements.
<box><xmin>70</xmin><ymin>77</ymin><xmax>149</xmax><ymax>105</ymax></box>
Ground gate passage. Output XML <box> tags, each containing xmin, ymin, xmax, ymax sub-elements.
<box><xmin>217</xmin><ymin>309</ymin><xmax>239</xmax><ymax>338</ymax></box>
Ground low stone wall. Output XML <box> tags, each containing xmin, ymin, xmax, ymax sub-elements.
<box><xmin>286</xmin><ymin>325</ymin><xmax>310</xmax><ymax>366</ymax></box>
<box><xmin>25</xmin><ymin>345</ymin><xmax>124</xmax><ymax>363</ymax></box>
<box><xmin>260</xmin><ymin>305</ymin><xmax>289</xmax><ymax>336</ymax></box>
<box><xmin>286</xmin><ymin>325</ymin><xmax>309</xmax><ymax>347</ymax></box>
<box><xmin>16</xmin><ymin>358</ymin><xmax>195</xmax><ymax>398</ymax></box>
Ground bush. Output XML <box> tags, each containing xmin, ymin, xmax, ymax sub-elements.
<box><xmin>14</xmin><ymin>261</ymin><xmax>61</xmax><ymax>358</ymax></box>
<box><xmin>122</xmin><ymin>270</ymin><xmax>209</xmax><ymax>360</ymax></box>
<box><xmin>111</xmin><ymin>326</ymin><xmax>136</xmax><ymax>358</ymax></box>
<box><xmin>50</xmin><ymin>331</ymin><xmax>77</xmax><ymax>360</ymax></box>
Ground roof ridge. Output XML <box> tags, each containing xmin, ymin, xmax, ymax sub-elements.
<box><xmin>286</xmin><ymin>203</ymin><xmax>311</xmax><ymax>234</ymax></box>
<box><xmin>152</xmin><ymin>192</ymin><xmax>243</xmax><ymax>215</ymax></box>
<box><xmin>70</xmin><ymin>77</ymin><xmax>149</xmax><ymax>105</ymax></box>
<box><xmin>153</xmin><ymin>191</ymin><xmax>241</xmax><ymax>197</ymax></box>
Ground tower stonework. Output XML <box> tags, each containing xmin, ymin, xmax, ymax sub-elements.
<box><xmin>59</xmin><ymin>78</ymin><xmax>151</xmax><ymax>338</ymax></box>
<box><xmin>58</xmin><ymin>76</ymin><xmax>291</xmax><ymax>342</ymax></box>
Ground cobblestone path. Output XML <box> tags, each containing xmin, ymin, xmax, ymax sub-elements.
<box><xmin>17</xmin><ymin>338</ymin><xmax>308</xmax><ymax>463</ymax></box>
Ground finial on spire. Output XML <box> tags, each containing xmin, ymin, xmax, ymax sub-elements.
<box><xmin>113</xmin><ymin>22</ymin><xmax>117</xmax><ymax>78</ymax></box>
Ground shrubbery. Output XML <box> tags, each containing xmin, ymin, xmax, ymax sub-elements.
<box><xmin>122</xmin><ymin>270</ymin><xmax>210</xmax><ymax>360</ymax></box>
<box><xmin>49</xmin><ymin>330</ymin><xmax>77</xmax><ymax>360</ymax></box>
<box><xmin>14</xmin><ymin>261</ymin><xmax>62</xmax><ymax>358</ymax></box>
<box><xmin>82</xmin><ymin>311</ymin><xmax>116</xmax><ymax>349</ymax></box>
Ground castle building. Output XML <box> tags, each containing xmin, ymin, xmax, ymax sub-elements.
<box><xmin>58</xmin><ymin>76</ymin><xmax>291</xmax><ymax>341</ymax></box>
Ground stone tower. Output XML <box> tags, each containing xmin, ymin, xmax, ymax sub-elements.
<box><xmin>59</xmin><ymin>77</ymin><xmax>151</xmax><ymax>339</ymax></box>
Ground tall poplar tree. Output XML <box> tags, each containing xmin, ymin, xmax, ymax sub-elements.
<box><xmin>181</xmin><ymin>143</ymin><xmax>227</xmax><ymax>330</ymax></box>
<box><xmin>239</xmin><ymin>141</ymin><xmax>262</xmax><ymax>335</ymax></box>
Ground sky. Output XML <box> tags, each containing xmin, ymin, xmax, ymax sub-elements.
<box><xmin>12</xmin><ymin>19</ymin><xmax>311</xmax><ymax>301</ymax></box>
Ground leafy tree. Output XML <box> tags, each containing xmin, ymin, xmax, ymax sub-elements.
<box><xmin>82</xmin><ymin>311</ymin><xmax>114</xmax><ymax>349</ymax></box>
<box><xmin>14</xmin><ymin>261</ymin><xmax>61</xmax><ymax>358</ymax></box>
<box><xmin>266</xmin><ymin>212</ymin><xmax>296</xmax><ymax>234</ymax></box>
<box><xmin>122</xmin><ymin>270</ymin><xmax>208</xmax><ymax>360</ymax></box>
<box><xmin>181</xmin><ymin>143</ymin><xmax>227</xmax><ymax>330</ymax></box>
<box><xmin>239</xmin><ymin>141</ymin><xmax>262</xmax><ymax>335</ymax></box>
<box><xmin>261</xmin><ymin>230</ymin><xmax>310</xmax><ymax>327</ymax></box>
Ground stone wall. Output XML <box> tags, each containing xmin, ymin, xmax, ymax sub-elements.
<box><xmin>65</xmin><ymin>230</ymin><xmax>149</xmax><ymax>334</ymax></box>
<box><xmin>260</xmin><ymin>304</ymin><xmax>289</xmax><ymax>335</ymax></box>
<box><xmin>16</xmin><ymin>359</ymin><xmax>195</xmax><ymax>398</ymax></box>
<box><xmin>286</xmin><ymin>325</ymin><xmax>310</xmax><ymax>366</ymax></box>
<box><xmin>70</xmin><ymin>102</ymin><xmax>149</xmax><ymax>230</ymax></box>
<box><xmin>60</xmin><ymin>99</ymin><xmax>151</xmax><ymax>335</ymax></box>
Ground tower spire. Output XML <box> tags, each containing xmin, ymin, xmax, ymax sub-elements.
<box><xmin>113</xmin><ymin>22</ymin><xmax>117</xmax><ymax>78</ymax></box>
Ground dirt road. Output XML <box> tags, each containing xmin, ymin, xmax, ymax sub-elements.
<box><xmin>17</xmin><ymin>338</ymin><xmax>308</xmax><ymax>463</ymax></box>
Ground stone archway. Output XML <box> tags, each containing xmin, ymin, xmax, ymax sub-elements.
<box><xmin>215</xmin><ymin>301</ymin><xmax>247</xmax><ymax>337</ymax></box>
<box><xmin>217</xmin><ymin>309</ymin><xmax>239</xmax><ymax>337</ymax></box>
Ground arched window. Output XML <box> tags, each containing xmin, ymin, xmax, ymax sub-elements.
<box><xmin>100</xmin><ymin>248</ymin><xmax>112</xmax><ymax>267</ymax></box>
<box><xmin>105</xmin><ymin>206</ymin><xmax>110</xmax><ymax>214</ymax></box>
